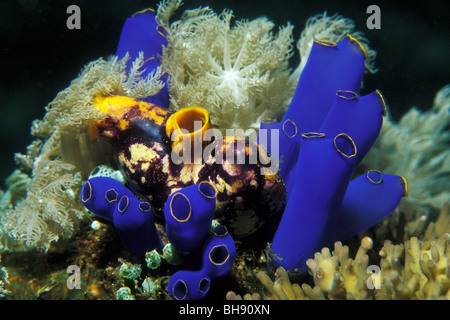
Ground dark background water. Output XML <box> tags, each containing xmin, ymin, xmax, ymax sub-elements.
<box><xmin>0</xmin><ymin>0</ymin><xmax>449</xmax><ymax>185</ymax></box>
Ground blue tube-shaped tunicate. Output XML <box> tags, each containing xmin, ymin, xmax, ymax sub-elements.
<box><xmin>201</xmin><ymin>225</ymin><xmax>236</xmax><ymax>279</ymax></box>
<box><xmin>319</xmin><ymin>90</ymin><xmax>386</xmax><ymax>165</ymax></box>
<box><xmin>283</xmin><ymin>35</ymin><xmax>366</xmax><ymax>133</ymax></box>
<box><xmin>168</xmin><ymin>270</ymin><xmax>211</xmax><ymax>300</ymax></box>
<box><xmin>113</xmin><ymin>195</ymin><xmax>163</xmax><ymax>257</ymax></box>
<box><xmin>258</xmin><ymin>118</ymin><xmax>300</xmax><ymax>198</ymax></box>
<box><xmin>80</xmin><ymin>177</ymin><xmax>135</xmax><ymax>222</ymax></box>
<box><xmin>164</xmin><ymin>182</ymin><xmax>217</xmax><ymax>254</ymax></box>
<box><xmin>116</xmin><ymin>9</ymin><xmax>168</xmax><ymax>61</ymax></box>
<box><xmin>327</xmin><ymin>170</ymin><xmax>408</xmax><ymax>244</ymax></box>
<box><xmin>271</xmin><ymin>132</ymin><xmax>357</xmax><ymax>271</ymax></box>
<box><xmin>115</xmin><ymin>9</ymin><xmax>169</xmax><ymax>107</ymax></box>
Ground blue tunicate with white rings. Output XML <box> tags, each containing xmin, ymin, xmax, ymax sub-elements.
<box><xmin>168</xmin><ymin>269</ymin><xmax>211</xmax><ymax>300</ymax></box>
<box><xmin>80</xmin><ymin>176</ymin><xmax>135</xmax><ymax>223</ymax></box>
<box><xmin>167</xmin><ymin>224</ymin><xmax>236</xmax><ymax>300</ymax></box>
<box><xmin>327</xmin><ymin>170</ymin><xmax>408</xmax><ymax>244</ymax></box>
<box><xmin>164</xmin><ymin>182</ymin><xmax>217</xmax><ymax>254</ymax></box>
<box><xmin>113</xmin><ymin>195</ymin><xmax>163</xmax><ymax>257</ymax></box>
<box><xmin>200</xmin><ymin>224</ymin><xmax>236</xmax><ymax>279</ymax></box>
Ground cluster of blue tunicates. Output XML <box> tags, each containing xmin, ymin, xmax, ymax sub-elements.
<box><xmin>167</xmin><ymin>223</ymin><xmax>236</xmax><ymax>300</ymax></box>
<box><xmin>80</xmin><ymin>176</ymin><xmax>236</xmax><ymax>300</ymax></box>
<box><xmin>80</xmin><ymin>176</ymin><xmax>163</xmax><ymax>257</ymax></box>
<box><xmin>164</xmin><ymin>182</ymin><xmax>236</xmax><ymax>300</ymax></box>
<box><xmin>259</xmin><ymin>36</ymin><xmax>407</xmax><ymax>272</ymax></box>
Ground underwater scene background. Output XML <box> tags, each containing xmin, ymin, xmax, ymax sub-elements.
<box><xmin>0</xmin><ymin>0</ymin><xmax>448</xmax><ymax>301</ymax></box>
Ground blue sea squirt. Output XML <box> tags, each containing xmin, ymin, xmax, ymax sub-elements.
<box><xmin>268</xmin><ymin>36</ymin><xmax>408</xmax><ymax>272</ymax></box>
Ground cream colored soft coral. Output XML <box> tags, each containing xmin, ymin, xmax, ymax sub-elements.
<box><xmin>377</xmin><ymin>234</ymin><xmax>450</xmax><ymax>299</ymax></box>
<box><xmin>226</xmin><ymin>266</ymin><xmax>322</xmax><ymax>300</ymax></box>
<box><xmin>162</xmin><ymin>7</ymin><xmax>295</xmax><ymax>131</ymax></box>
<box><xmin>3</xmin><ymin>53</ymin><xmax>165</xmax><ymax>252</ymax></box>
<box><xmin>161</xmin><ymin>3</ymin><xmax>377</xmax><ymax>132</ymax></box>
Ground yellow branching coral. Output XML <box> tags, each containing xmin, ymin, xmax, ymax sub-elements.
<box><xmin>377</xmin><ymin>204</ymin><xmax>449</xmax><ymax>299</ymax></box>
<box><xmin>227</xmin><ymin>204</ymin><xmax>449</xmax><ymax>300</ymax></box>
<box><xmin>227</xmin><ymin>237</ymin><xmax>377</xmax><ymax>300</ymax></box>
<box><xmin>377</xmin><ymin>233</ymin><xmax>449</xmax><ymax>300</ymax></box>
<box><xmin>306</xmin><ymin>237</ymin><xmax>375</xmax><ymax>299</ymax></box>
<box><xmin>227</xmin><ymin>266</ymin><xmax>321</xmax><ymax>300</ymax></box>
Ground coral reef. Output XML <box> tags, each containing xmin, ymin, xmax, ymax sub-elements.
<box><xmin>0</xmin><ymin>0</ymin><xmax>447</xmax><ymax>301</ymax></box>
<box><xmin>83</xmin><ymin>4</ymin><xmax>404</xmax><ymax>288</ymax></box>
<box><xmin>0</xmin><ymin>0</ymin><xmax>382</xmax><ymax>255</ymax></box>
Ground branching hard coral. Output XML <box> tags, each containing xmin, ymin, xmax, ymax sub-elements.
<box><xmin>362</xmin><ymin>85</ymin><xmax>450</xmax><ymax>212</ymax></box>
<box><xmin>227</xmin><ymin>204</ymin><xmax>450</xmax><ymax>300</ymax></box>
<box><xmin>162</xmin><ymin>7</ymin><xmax>296</xmax><ymax>130</ymax></box>
<box><xmin>377</xmin><ymin>233</ymin><xmax>449</xmax><ymax>299</ymax></box>
<box><xmin>227</xmin><ymin>237</ymin><xmax>376</xmax><ymax>300</ymax></box>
